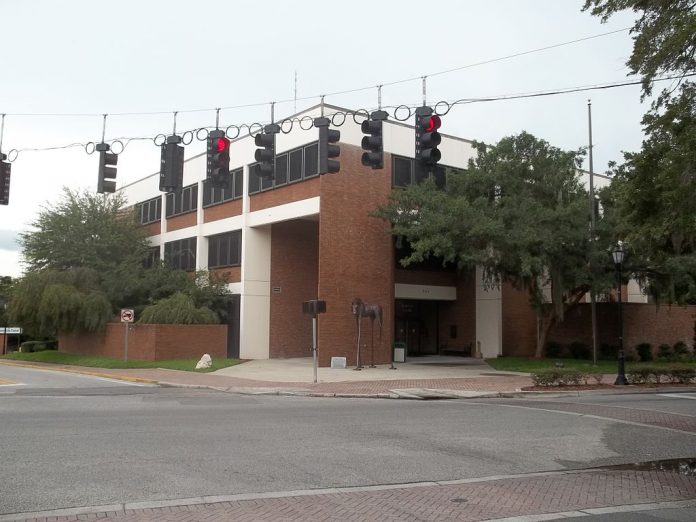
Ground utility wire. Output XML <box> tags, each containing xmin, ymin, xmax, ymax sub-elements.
<box><xmin>1</xmin><ymin>27</ymin><xmax>631</xmax><ymax>118</ymax></box>
<box><xmin>7</xmin><ymin>72</ymin><xmax>690</xmax><ymax>157</ymax></box>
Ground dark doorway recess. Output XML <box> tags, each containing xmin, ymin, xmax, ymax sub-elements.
<box><xmin>394</xmin><ymin>299</ymin><xmax>439</xmax><ymax>356</ymax></box>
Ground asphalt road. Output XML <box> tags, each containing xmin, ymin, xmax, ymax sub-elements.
<box><xmin>0</xmin><ymin>364</ymin><xmax>694</xmax><ymax>518</ymax></box>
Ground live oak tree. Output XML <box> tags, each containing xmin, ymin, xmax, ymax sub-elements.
<box><xmin>20</xmin><ymin>189</ymin><xmax>150</xmax><ymax>275</ymax></box>
<box><xmin>583</xmin><ymin>0</ymin><xmax>696</xmax><ymax>104</ymax></box>
<box><xmin>378</xmin><ymin>132</ymin><xmax>615</xmax><ymax>357</ymax></box>
<box><xmin>604</xmin><ymin>84</ymin><xmax>696</xmax><ymax>303</ymax></box>
<box><xmin>12</xmin><ymin>189</ymin><xmax>230</xmax><ymax>337</ymax></box>
<box><xmin>584</xmin><ymin>1</ymin><xmax>696</xmax><ymax>303</ymax></box>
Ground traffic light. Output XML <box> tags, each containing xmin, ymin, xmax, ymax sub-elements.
<box><xmin>0</xmin><ymin>153</ymin><xmax>10</xmax><ymax>205</ymax></box>
<box><xmin>254</xmin><ymin>124</ymin><xmax>280</xmax><ymax>179</ymax></box>
<box><xmin>159</xmin><ymin>135</ymin><xmax>184</xmax><ymax>193</ymax></box>
<box><xmin>361</xmin><ymin>110</ymin><xmax>388</xmax><ymax>170</ymax></box>
<box><xmin>315</xmin><ymin>117</ymin><xmax>340</xmax><ymax>174</ymax></box>
<box><xmin>207</xmin><ymin>130</ymin><xmax>231</xmax><ymax>189</ymax></box>
<box><xmin>96</xmin><ymin>142</ymin><xmax>117</xmax><ymax>194</ymax></box>
<box><xmin>415</xmin><ymin>106</ymin><xmax>442</xmax><ymax>166</ymax></box>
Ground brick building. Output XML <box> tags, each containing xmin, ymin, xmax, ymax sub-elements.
<box><xmin>121</xmin><ymin>103</ymin><xmax>688</xmax><ymax>366</ymax></box>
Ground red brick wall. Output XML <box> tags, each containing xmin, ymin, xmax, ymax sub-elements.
<box><xmin>502</xmin><ymin>283</ymin><xmax>538</xmax><ymax>356</ymax></box>
<box><xmin>549</xmin><ymin>303</ymin><xmax>696</xmax><ymax>356</ymax></box>
<box><xmin>438</xmin><ymin>275</ymin><xmax>476</xmax><ymax>355</ymax></box>
<box><xmin>204</xmin><ymin>199</ymin><xmax>242</xmax><ymax>222</ymax></box>
<box><xmin>59</xmin><ymin>323</ymin><xmax>227</xmax><ymax>361</ymax></box>
<box><xmin>166</xmin><ymin>211</ymin><xmax>196</xmax><ymax>232</ymax></box>
<box><xmin>251</xmin><ymin>178</ymin><xmax>321</xmax><ymax>212</ymax></box>
<box><xmin>142</xmin><ymin>221</ymin><xmax>161</xmax><ymax>237</ymax></box>
<box><xmin>269</xmin><ymin>220</ymin><xmax>319</xmax><ymax>358</ymax></box>
<box><xmin>317</xmin><ymin>146</ymin><xmax>394</xmax><ymax>366</ymax></box>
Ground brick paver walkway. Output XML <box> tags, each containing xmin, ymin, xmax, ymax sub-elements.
<box><xmin>495</xmin><ymin>400</ymin><xmax>696</xmax><ymax>434</ymax></box>
<box><xmin>9</xmin><ymin>469</ymin><xmax>696</xmax><ymax>522</ymax></box>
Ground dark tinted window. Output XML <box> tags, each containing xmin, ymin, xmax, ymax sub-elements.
<box><xmin>304</xmin><ymin>143</ymin><xmax>318</xmax><ymax>178</ymax></box>
<box><xmin>164</xmin><ymin>237</ymin><xmax>197</xmax><ymax>271</ymax></box>
<box><xmin>137</xmin><ymin>197</ymin><xmax>162</xmax><ymax>225</ymax></box>
<box><xmin>165</xmin><ymin>184</ymin><xmax>198</xmax><ymax>217</ymax></box>
<box><xmin>208</xmin><ymin>230</ymin><xmax>241</xmax><ymax>268</ymax></box>
<box><xmin>289</xmin><ymin>149</ymin><xmax>303</xmax><ymax>182</ymax></box>
<box><xmin>393</xmin><ymin>157</ymin><xmax>412</xmax><ymax>187</ymax></box>
<box><xmin>275</xmin><ymin>154</ymin><xmax>288</xmax><ymax>186</ymax></box>
<box><xmin>249</xmin><ymin>164</ymin><xmax>260</xmax><ymax>194</ymax></box>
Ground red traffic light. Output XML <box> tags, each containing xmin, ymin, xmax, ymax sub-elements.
<box><xmin>425</xmin><ymin>115</ymin><xmax>441</xmax><ymax>133</ymax></box>
<box><xmin>215</xmin><ymin>137</ymin><xmax>230</xmax><ymax>153</ymax></box>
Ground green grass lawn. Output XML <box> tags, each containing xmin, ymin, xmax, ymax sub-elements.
<box><xmin>0</xmin><ymin>351</ymin><xmax>242</xmax><ymax>373</ymax></box>
<box><xmin>485</xmin><ymin>356</ymin><xmax>696</xmax><ymax>374</ymax></box>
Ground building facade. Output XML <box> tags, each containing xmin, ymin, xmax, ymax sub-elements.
<box><xmin>120</xmin><ymin>103</ymin><xmax>647</xmax><ymax>366</ymax></box>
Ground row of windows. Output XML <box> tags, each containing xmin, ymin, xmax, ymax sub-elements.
<box><xmin>392</xmin><ymin>155</ymin><xmax>451</xmax><ymax>189</ymax></box>
<box><xmin>158</xmin><ymin>231</ymin><xmax>242</xmax><ymax>272</ymax></box>
<box><xmin>166</xmin><ymin>184</ymin><xmax>198</xmax><ymax>218</ymax></box>
<box><xmin>202</xmin><ymin>168</ymin><xmax>243</xmax><ymax>207</ymax></box>
<box><xmin>208</xmin><ymin>230</ymin><xmax>241</xmax><ymax>268</ymax></box>
<box><xmin>248</xmin><ymin>142</ymin><xmax>319</xmax><ymax>195</ymax></box>
<box><xmin>137</xmin><ymin>142</ymin><xmax>320</xmax><ymax>217</ymax></box>
<box><xmin>164</xmin><ymin>237</ymin><xmax>197</xmax><ymax>272</ymax></box>
<box><xmin>140</xmin><ymin>150</ymin><xmax>458</xmax><ymax>224</ymax></box>
<box><xmin>136</xmin><ymin>197</ymin><xmax>162</xmax><ymax>225</ymax></box>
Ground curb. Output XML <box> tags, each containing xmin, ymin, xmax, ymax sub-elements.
<box><xmin>0</xmin><ymin>360</ymin><xmax>157</xmax><ymax>385</ymax></box>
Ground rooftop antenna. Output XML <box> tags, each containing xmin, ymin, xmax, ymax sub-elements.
<box><xmin>294</xmin><ymin>71</ymin><xmax>297</xmax><ymax>113</ymax></box>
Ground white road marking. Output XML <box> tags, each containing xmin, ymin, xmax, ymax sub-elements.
<box><xmin>659</xmin><ymin>393</ymin><xmax>696</xmax><ymax>400</ymax></box>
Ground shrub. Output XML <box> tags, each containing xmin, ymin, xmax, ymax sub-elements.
<box><xmin>667</xmin><ymin>365</ymin><xmax>696</xmax><ymax>384</ymax></box>
<box><xmin>635</xmin><ymin>343</ymin><xmax>653</xmax><ymax>362</ymax></box>
<box><xmin>624</xmin><ymin>349</ymin><xmax>639</xmax><ymax>362</ymax></box>
<box><xmin>19</xmin><ymin>340</ymin><xmax>57</xmax><ymax>353</ymax></box>
<box><xmin>627</xmin><ymin>365</ymin><xmax>662</xmax><ymax>384</ymax></box>
<box><xmin>531</xmin><ymin>369</ymin><xmax>588</xmax><ymax>386</ymax></box>
<box><xmin>139</xmin><ymin>292</ymin><xmax>219</xmax><ymax>325</ymax></box>
<box><xmin>627</xmin><ymin>364</ymin><xmax>696</xmax><ymax>385</ymax></box>
<box><xmin>568</xmin><ymin>341</ymin><xmax>591</xmax><ymax>360</ymax></box>
<box><xmin>657</xmin><ymin>343</ymin><xmax>673</xmax><ymax>360</ymax></box>
<box><xmin>599</xmin><ymin>343</ymin><xmax>618</xmax><ymax>360</ymax></box>
<box><xmin>545</xmin><ymin>341</ymin><xmax>564</xmax><ymax>358</ymax></box>
<box><xmin>673</xmin><ymin>341</ymin><xmax>690</xmax><ymax>359</ymax></box>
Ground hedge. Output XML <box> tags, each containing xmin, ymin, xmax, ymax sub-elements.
<box><xmin>531</xmin><ymin>365</ymin><xmax>696</xmax><ymax>386</ymax></box>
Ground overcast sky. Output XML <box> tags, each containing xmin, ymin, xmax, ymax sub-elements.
<box><xmin>0</xmin><ymin>0</ymin><xmax>642</xmax><ymax>277</ymax></box>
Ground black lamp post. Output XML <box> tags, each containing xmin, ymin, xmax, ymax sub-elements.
<box><xmin>612</xmin><ymin>242</ymin><xmax>628</xmax><ymax>385</ymax></box>
<box><xmin>1</xmin><ymin>299</ymin><xmax>7</xmax><ymax>356</ymax></box>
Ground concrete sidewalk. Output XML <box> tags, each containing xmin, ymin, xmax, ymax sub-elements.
<box><xmin>2</xmin><ymin>356</ymin><xmax>678</xmax><ymax>400</ymax></box>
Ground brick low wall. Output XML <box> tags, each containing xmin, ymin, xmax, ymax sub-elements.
<box><xmin>59</xmin><ymin>323</ymin><xmax>227</xmax><ymax>361</ymax></box>
<box><xmin>549</xmin><ymin>303</ymin><xmax>696</xmax><ymax>356</ymax></box>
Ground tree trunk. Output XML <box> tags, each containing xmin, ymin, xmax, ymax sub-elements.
<box><xmin>535</xmin><ymin>314</ymin><xmax>556</xmax><ymax>359</ymax></box>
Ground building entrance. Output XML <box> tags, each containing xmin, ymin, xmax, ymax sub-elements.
<box><xmin>394</xmin><ymin>299</ymin><xmax>439</xmax><ymax>356</ymax></box>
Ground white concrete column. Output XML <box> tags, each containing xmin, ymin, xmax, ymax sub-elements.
<box><xmin>239</xmin><ymin>165</ymin><xmax>271</xmax><ymax>359</ymax></box>
<box><xmin>475</xmin><ymin>266</ymin><xmax>503</xmax><ymax>358</ymax></box>
<box><xmin>195</xmin><ymin>180</ymin><xmax>206</xmax><ymax>270</ymax></box>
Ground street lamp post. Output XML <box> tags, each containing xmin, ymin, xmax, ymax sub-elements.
<box><xmin>1</xmin><ymin>300</ymin><xmax>7</xmax><ymax>356</ymax></box>
<box><xmin>612</xmin><ymin>242</ymin><xmax>628</xmax><ymax>385</ymax></box>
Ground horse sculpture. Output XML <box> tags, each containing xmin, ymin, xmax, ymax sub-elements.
<box><xmin>351</xmin><ymin>298</ymin><xmax>385</xmax><ymax>369</ymax></box>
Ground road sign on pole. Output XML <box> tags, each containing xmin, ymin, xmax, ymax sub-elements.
<box><xmin>0</xmin><ymin>327</ymin><xmax>22</xmax><ymax>334</ymax></box>
<box><xmin>120</xmin><ymin>309</ymin><xmax>134</xmax><ymax>361</ymax></box>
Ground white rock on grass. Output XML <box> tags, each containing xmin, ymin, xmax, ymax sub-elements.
<box><xmin>195</xmin><ymin>353</ymin><xmax>212</xmax><ymax>369</ymax></box>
